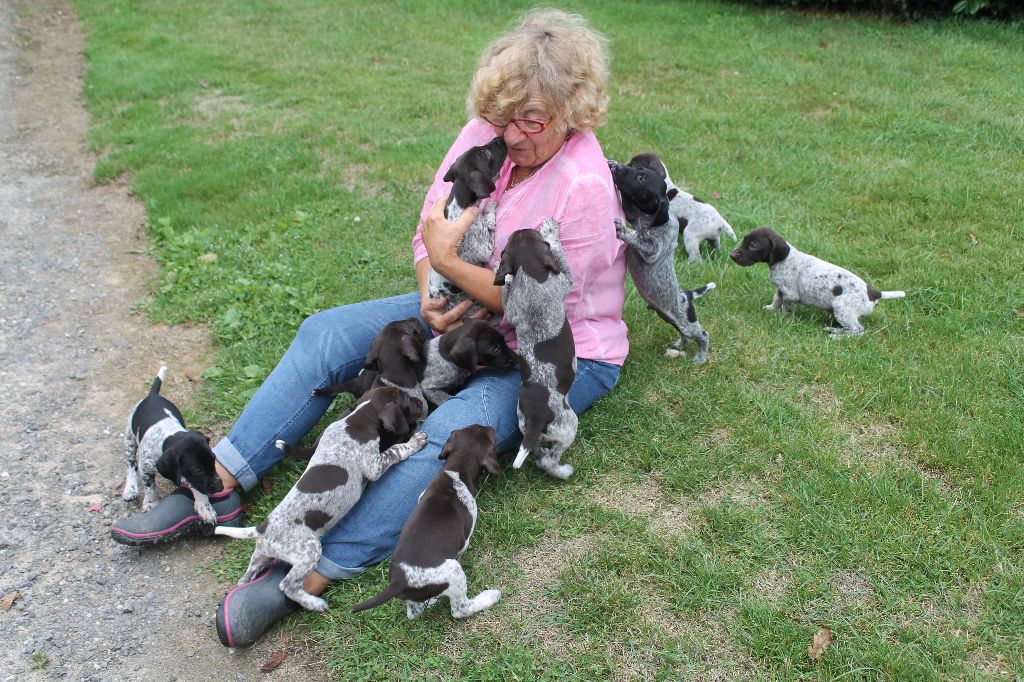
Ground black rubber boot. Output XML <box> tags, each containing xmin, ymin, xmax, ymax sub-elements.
<box><xmin>110</xmin><ymin>486</ymin><xmax>242</xmax><ymax>546</ymax></box>
<box><xmin>216</xmin><ymin>561</ymin><xmax>301</xmax><ymax>648</ymax></box>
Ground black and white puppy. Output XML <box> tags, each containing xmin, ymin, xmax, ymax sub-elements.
<box><xmin>609</xmin><ymin>159</ymin><xmax>716</xmax><ymax>364</ymax></box>
<box><xmin>215</xmin><ymin>386</ymin><xmax>428</xmax><ymax>612</ymax></box>
<box><xmin>290</xmin><ymin>318</ymin><xmax>428</xmax><ymax>459</ymax></box>
<box><xmin>122</xmin><ymin>366</ymin><xmax>223</xmax><ymax>523</ymax></box>
<box><xmin>494</xmin><ymin>221</ymin><xmax>578</xmax><ymax>479</ymax></box>
<box><xmin>730</xmin><ymin>227</ymin><xmax>906</xmax><ymax>336</ymax></box>
<box><xmin>315</xmin><ymin>319</ymin><xmax>516</xmax><ymax>409</ymax></box>
<box><xmin>428</xmin><ymin>137</ymin><xmax>508</xmax><ymax>314</ymax></box>
<box><xmin>626</xmin><ymin>152</ymin><xmax>736</xmax><ymax>263</ymax></box>
<box><xmin>350</xmin><ymin>424</ymin><xmax>501</xmax><ymax>619</ymax></box>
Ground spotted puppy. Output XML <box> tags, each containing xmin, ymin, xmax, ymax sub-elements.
<box><xmin>494</xmin><ymin>221</ymin><xmax>578</xmax><ymax>479</ymax></box>
<box><xmin>609</xmin><ymin>159</ymin><xmax>716</xmax><ymax>364</ymax></box>
<box><xmin>351</xmin><ymin>424</ymin><xmax>502</xmax><ymax>619</ymax></box>
<box><xmin>428</xmin><ymin>136</ymin><xmax>508</xmax><ymax>314</ymax></box>
<box><xmin>420</xmin><ymin>319</ymin><xmax>517</xmax><ymax>407</ymax></box>
<box><xmin>730</xmin><ymin>227</ymin><xmax>906</xmax><ymax>335</ymax></box>
<box><xmin>290</xmin><ymin>318</ymin><xmax>428</xmax><ymax>460</ymax></box>
<box><xmin>626</xmin><ymin>152</ymin><xmax>736</xmax><ymax>263</ymax></box>
<box><xmin>122</xmin><ymin>366</ymin><xmax>223</xmax><ymax>523</ymax></box>
<box><xmin>215</xmin><ymin>386</ymin><xmax>428</xmax><ymax>612</ymax></box>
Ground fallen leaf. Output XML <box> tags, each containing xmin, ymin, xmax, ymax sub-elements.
<box><xmin>819</xmin><ymin>41</ymin><xmax>829</xmax><ymax>48</ymax></box>
<box><xmin>261</xmin><ymin>478</ymin><xmax>273</xmax><ymax>493</ymax></box>
<box><xmin>281</xmin><ymin>635</ymin><xmax>290</xmax><ymax>647</ymax></box>
<box><xmin>199</xmin><ymin>80</ymin><xmax>209</xmax><ymax>88</ymax></box>
<box><xmin>837</xmin><ymin>225</ymin><xmax>844</xmax><ymax>234</ymax></box>
<box><xmin>970</xmin><ymin>233</ymin><xmax>979</xmax><ymax>246</ymax></box>
<box><xmin>87</xmin><ymin>503</ymin><xmax>102</xmax><ymax>512</ymax></box>
<box><xmin>185</xmin><ymin>373</ymin><xmax>196</xmax><ymax>382</ymax></box>
<box><xmin>663</xmin><ymin>348</ymin><xmax>683</xmax><ymax>358</ymax></box>
<box><xmin>735</xmin><ymin>150</ymin><xmax>743</xmax><ymax>160</ymax></box>
<box><xmin>261</xmin><ymin>649</ymin><xmax>288</xmax><ymax>673</ymax></box>
<box><xmin>197</xmin><ymin>252</ymin><xmax>218</xmax><ymax>263</ymax></box>
<box><xmin>1016</xmin><ymin>310</ymin><xmax>1024</xmax><ymax>318</ymax></box>
<box><xmin>710</xmin><ymin>191</ymin><xmax>722</xmax><ymax>200</ymax></box>
<box><xmin>0</xmin><ymin>590</ymin><xmax>21</xmax><ymax>611</ymax></box>
<box><xmin>808</xmin><ymin>626</ymin><xmax>834</xmax><ymax>662</ymax></box>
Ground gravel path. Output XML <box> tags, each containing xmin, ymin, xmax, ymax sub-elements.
<box><xmin>0</xmin><ymin>2</ymin><xmax>322</xmax><ymax>679</ymax></box>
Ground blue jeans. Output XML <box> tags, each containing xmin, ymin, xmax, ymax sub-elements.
<box><xmin>213</xmin><ymin>293</ymin><xmax>620</xmax><ymax>579</ymax></box>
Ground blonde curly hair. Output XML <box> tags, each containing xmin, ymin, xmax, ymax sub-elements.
<box><xmin>467</xmin><ymin>9</ymin><xmax>611</xmax><ymax>133</ymax></box>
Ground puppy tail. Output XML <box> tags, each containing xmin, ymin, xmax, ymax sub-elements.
<box><xmin>511</xmin><ymin>445</ymin><xmax>531</xmax><ymax>470</ymax></box>
<box><xmin>351</xmin><ymin>582</ymin><xmax>405</xmax><ymax>613</ymax></box>
<box><xmin>722</xmin><ymin>221</ymin><xmax>737</xmax><ymax>241</ymax></box>
<box><xmin>150</xmin><ymin>366</ymin><xmax>168</xmax><ymax>396</ymax></box>
<box><xmin>868</xmin><ymin>287</ymin><xmax>906</xmax><ymax>301</ymax></box>
<box><xmin>685</xmin><ymin>282</ymin><xmax>717</xmax><ymax>300</ymax></box>
<box><xmin>214</xmin><ymin>526</ymin><xmax>259</xmax><ymax>539</ymax></box>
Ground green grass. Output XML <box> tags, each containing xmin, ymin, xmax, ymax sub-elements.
<box><xmin>74</xmin><ymin>0</ymin><xmax>1023</xmax><ymax>679</ymax></box>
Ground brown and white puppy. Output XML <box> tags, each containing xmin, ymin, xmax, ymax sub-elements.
<box><xmin>350</xmin><ymin>425</ymin><xmax>502</xmax><ymax>619</ymax></box>
<box><xmin>428</xmin><ymin>136</ymin><xmax>508</xmax><ymax>315</ymax></box>
<box><xmin>730</xmin><ymin>227</ymin><xmax>906</xmax><ymax>335</ymax></box>
<box><xmin>215</xmin><ymin>386</ymin><xmax>428</xmax><ymax>612</ymax></box>
<box><xmin>284</xmin><ymin>318</ymin><xmax>428</xmax><ymax>459</ymax></box>
<box><xmin>494</xmin><ymin>221</ymin><xmax>578</xmax><ymax>479</ymax></box>
<box><xmin>420</xmin><ymin>319</ymin><xmax>517</xmax><ymax>406</ymax></box>
<box><xmin>123</xmin><ymin>366</ymin><xmax>223</xmax><ymax>523</ymax></box>
<box><xmin>627</xmin><ymin>152</ymin><xmax>736</xmax><ymax>263</ymax></box>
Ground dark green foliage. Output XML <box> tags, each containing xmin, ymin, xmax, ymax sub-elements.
<box><xmin>733</xmin><ymin>0</ymin><xmax>1022</xmax><ymax>19</ymax></box>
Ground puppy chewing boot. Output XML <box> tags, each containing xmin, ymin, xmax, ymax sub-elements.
<box><xmin>217</xmin><ymin>561</ymin><xmax>301</xmax><ymax>648</ymax></box>
<box><xmin>110</xmin><ymin>485</ymin><xmax>242</xmax><ymax>546</ymax></box>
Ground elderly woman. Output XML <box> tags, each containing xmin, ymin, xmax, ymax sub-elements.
<box><xmin>110</xmin><ymin>9</ymin><xmax>627</xmax><ymax>646</ymax></box>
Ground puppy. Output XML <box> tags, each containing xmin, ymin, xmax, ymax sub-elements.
<box><xmin>316</xmin><ymin>319</ymin><xmax>516</xmax><ymax>409</ymax></box>
<box><xmin>122</xmin><ymin>366</ymin><xmax>223</xmax><ymax>523</ymax></box>
<box><xmin>730</xmin><ymin>227</ymin><xmax>906</xmax><ymax>335</ymax></box>
<box><xmin>609</xmin><ymin>159</ymin><xmax>716</xmax><ymax>364</ymax></box>
<box><xmin>420</xmin><ymin>319</ymin><xmax>517</xmax><ymax>407</ymax></box>
<box><xmin>289</xmin><ymin>318</ymin><xmax>428</xmax><ymax>459</ymax></box>
<box><xmin>494</xmin><ymin>221</ymin><xmax>578</xmax><ymax>479</ymax></box>
<box><xmin>428</xmin><ymin>137</ymin><xmax>508</xmax><ymax>314</ymax></box>
<box><xmin>627</xmin><ymin>152</ymin><xmax>736</xmax><ymax>263</ymax></box>
<box><xmin>350</xmin><ymin>425</ymin><xmax>502</xmax><ymax>619</ymax></box>
<box><xmin>215</xmin><ymin>386</ymin><xmax>428</xmax><ymax>612</ymax></box>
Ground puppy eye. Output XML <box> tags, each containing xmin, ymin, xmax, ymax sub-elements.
<box><xmin>749</xmin><ymin>241</ymin><xmax>758</xmax><ymax>249</ymax></box>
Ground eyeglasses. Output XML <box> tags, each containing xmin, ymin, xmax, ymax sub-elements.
<box><xmin>482</xmin><ymin>112</ymin><xmax>551</xmax><ymax>135</ymax></box>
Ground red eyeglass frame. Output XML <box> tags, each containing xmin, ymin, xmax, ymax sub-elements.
<box><xmin>482</xmin><ymin>113</ymin><xmax>551</xmax><ymax>135</ymax></box>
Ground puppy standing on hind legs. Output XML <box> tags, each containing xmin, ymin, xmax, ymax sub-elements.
<box><xmin>609</xmin><ymin>158</ymin><xmax>715</xmax><ymax>364</ymax></box>
<box><xmin>350</xmin><ymin>425</ymin><xmax>502</xmax><ymax>619</ymax></box>
<box><xmin>215</xmin><ymin>386</ymin><xmax>427</xmax><ymax>612</ymax></box>
<box><xmin>122</xmin><ymin>365</ymin><xmax>223</xmax><ymax>525</ymax></box>
<box><xmin>494</xmin><ymin>220</ymin><xmax>578</xmax><ymax>479</ymax></box>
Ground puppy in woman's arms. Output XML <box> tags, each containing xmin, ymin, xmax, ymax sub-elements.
<box><xmin>730</xmin><ymin>227</ymin><xmax>905</xmax><ymax>336</ymax></box>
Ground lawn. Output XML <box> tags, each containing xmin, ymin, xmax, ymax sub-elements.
<box><xmin>75</xmin><ymin>0</ymin><xmax>1023</xmax><ymax>679</ymax></box>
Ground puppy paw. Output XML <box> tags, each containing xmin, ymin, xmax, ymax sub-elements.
<box><xmin>141</xmin><ymin>499</ymin><xmax>156</xmax><ymax>513</ymax></box>
<box><xmin>408</xmin><ymin>432</ymin><xmax>429</xmax><ymax>452</ymax></box>
<box><xmin>541</xmin><ymin>462</ymin><xmax>574</xmax><ymax>480</ymax></box>
<box><xmin>196</xmin><ymin>502</ymin><xmax>218</xmax><ymax>525</ymax></box>
<box><xmin>303</xmin><ymin>596</ymin><xmax>329</xmax><ymax>613</ymax></box>
<box><xmin>763</xmin><ymin>303</ymin><xmax>777</xmax><ymax>311</ymax></box>
<box><xmin>122</xmin><ymin>485</ymin><xmax>138</xmax><ymax>502</ymax></box>
<box><xmin>613</xmin><ymin>218</ymin><xmax>629</xmax><ymax>239</ymax></box>
<box><xmin>477</xmin><ymin>589</ymin><xmax>501</xmax><ymax>609</ymax></box>
<box><xmin>691</xmin><ymin>354</ymin><xmax>709</xmax><ymax>365</ymax></box>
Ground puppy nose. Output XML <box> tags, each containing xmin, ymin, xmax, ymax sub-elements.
<box><xmin>729</xmin><ymin>250</ymin><xmax>740</xmax><ymax>262</ymax></box>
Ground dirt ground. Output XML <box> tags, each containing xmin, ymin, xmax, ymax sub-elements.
<box><xmin>0</xmin><ymin>1</ymin><xmax>323</xmax><ymax>679</ymax></box>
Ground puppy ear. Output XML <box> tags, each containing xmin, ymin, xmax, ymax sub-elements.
<box><xmin>540</xmin><ymin>243</ymin><xmax>562</xmax><ymax>275</ymax></box>
<box><xmin>494</xmin><ymin>255</ymin><xmax>514</xmax><ymax>285</ymax></box>
<box><xmin>437</xmin><ymin>440</ymin><xmax>456</xmax><ymax>461</ymax></box>
<box><xmin>467</xmin><ymin>170</ymin><xmax>496</xmax><ymax>199</ymax></box>
<box><xmin>155</xmin><ymin>446</ymin><xmax>182</xmax><ymax>486</ymax></box>
<box><xmin>481</xmin><ymin>450</ymin><xmax>502</xmax><ymax>476</ymax></box>
<box><xmin>363</xmin><ymin>338</ymin><xmax>382</xmax><ymax>371</ymax></box>
<box><xmin>666</xmin><ymin>187</ymin><xmax>679</xmax><ymax>200</ymax></box>
<box><xmin>767</xmin><ymin>232</ymin><xmax>791</xmax><ymax>266</ymax></box>
<box><xmin>399</xmin><ymin>334</ymin><xmax>422</xmax><ymax>364</ymax></box>
<box><xmin>447</xmin><ymin>336</ymin><xmax>479</xmax><ymax>372</ymax></box>
<box><xmin>653</xmin><ymin>195</ymin><xmax>670</xmax><ymax>226</ymax></box>
<box><xmin>379</xmin><ymin>401</ymin><xmax>409</xmax><ymax>436</ymax></box>
<box><xmin>443</xmin><ymin>165</ymin><xmax>457</xmax><ymax>183</ymax></box>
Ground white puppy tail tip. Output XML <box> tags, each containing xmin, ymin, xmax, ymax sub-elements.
<box><xmin>706</xmin><ymin>282</ymin><xmax>717</xmax><ymax>291</ymax></box>
<box><xmin>274</xmin><ymin>439</ymin><xmax>286</xmax><ymax>450</ymax></box>
<box><xmin>157</xmin><ymin>365</ymin><xmax>168</xmax><ymax>381</ymax></box>
<box><xmin>512</xmin><ymin>448</ymin><xmax>530</xmax><ymax>469</ymax></box>
<box><xmin>881</xmin><ymin>290</ymin><xmax>906</xmax><ymax>299</ymax></box>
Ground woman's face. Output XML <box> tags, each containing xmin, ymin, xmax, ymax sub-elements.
<box><xmin>489</xmin><ymin>100</ymin><xmax>567</xmax><ymax>170</ymax></box>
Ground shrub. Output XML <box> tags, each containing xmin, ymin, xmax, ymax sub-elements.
<box><xmin>734</xmin><ymin>0</ymin><xmax>1022</xmax><ymax>19</ymax></box>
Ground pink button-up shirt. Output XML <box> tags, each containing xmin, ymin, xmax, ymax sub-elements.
<box><xmin>413</xmin><ymin>118</ymin><xmax>628</xmax><ymax>365</ymax></box>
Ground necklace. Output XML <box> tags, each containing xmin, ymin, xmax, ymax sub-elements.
<box><xmin>507</xmin><ymin>165</ymin><xmax>539</xmax><ymax>190</ymax></box>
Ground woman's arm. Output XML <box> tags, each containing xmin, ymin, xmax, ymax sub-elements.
<box><xmin>419</xmin><ymin>197</ymin><xmax>504</xmax><ymax>316</ymax></box>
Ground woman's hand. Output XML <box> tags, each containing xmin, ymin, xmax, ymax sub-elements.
<box><xmin>421</xmin><ymin>196</ymin><xmax>479</xmax><ymax>278</ymax></box>
<box><xmin>420</xmin><ymin>296</ymin><xmax>493</xmax><ymax>334</ymax></box>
